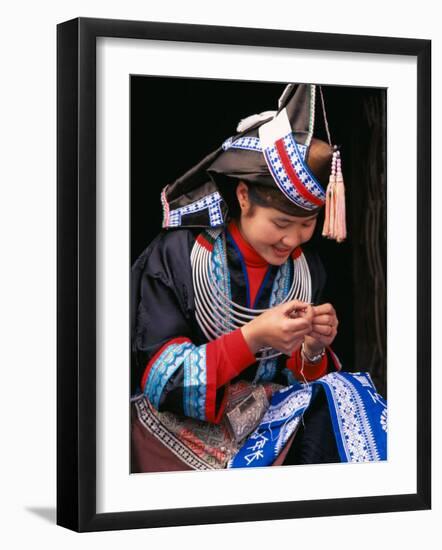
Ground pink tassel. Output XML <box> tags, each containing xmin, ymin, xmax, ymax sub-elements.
<box><xmin>322</xmin><ymin>182</ymin><xmax>332</xmax><ymax>237</ymax></box>
<box><xmin>322</xmin><ymin>151</ymin><xmax>337</xmax><ymax>238</ymax></box>
<box><xmin>333</xmin><ymin>152</ymin><xmax>347</xmax><ymax>242</ymax></box>
<box><xmin>322</xmin><ymin>149</ymin><xmax>347</xmax><ymax>242</ymax></box>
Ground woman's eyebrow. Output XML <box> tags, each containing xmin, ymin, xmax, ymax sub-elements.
<box><xmin>275</xmin><ymin>215</ymin><xmax>317</xmax><ymax>223</ymax></box>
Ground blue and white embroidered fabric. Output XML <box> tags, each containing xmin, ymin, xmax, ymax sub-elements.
<box><xmin>222</xmin><ymin>136</ymin><xmax>263</xmax><ymax>152</ymax></box>
<box><xmin>228</xmin><ymin>384</ymin><xmax>312</xmax><ymax>467</ymax></box>
<box><xmin>144</xmin><ymin>340</ymin><xmax>210</xmax><ymax>421</ymax></box>
<box><xmin>211</xmin><ymin>230</ymin><xmax>233</xmax><ymax>333</ymax></box>
<box><xmin>320</xmin><ymin>372</ymin><xmax>387</xmax><ymax>462</ymax></box>
<box><xmin>183</xmin><ymin>345</ymin><xmax>208</xmax><ymax>420</ymax></box>
<box><xmin>222</xmin><ymin>135</ymin><xmax>308</xmax><ymax>159</ymax></box>
<box><xmin>228</xmin><ymin>371</ymin><xmax>387</xmax><ymax>468</ymax></box>
<box><xmin>167</xmin><ymin>191</ymin><xmax>224</xmax><ymax>227</ymax></box>
<box><xmin>263</xmin><ymin>133</ymin><xmax>325</xmax><ymax>211</ymax></box>
<box><xmin>144</xmin><ymin>342</ymin><xmax>194</xmax><ymax>408</ymax></box>
<box><xmin>269</xmin><ymin>259</ymin><xmax>292</xmax><ymax>307</ymax></box>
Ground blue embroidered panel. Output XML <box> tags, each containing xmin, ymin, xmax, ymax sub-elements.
<box><xmin>229</xmin><ymin>383</ymin><xmax>312</xmax><ymax>467</ymax></box>
<box><xmin>167</xmin><ymin>191</ymin><xmax>224</xmax><ymax>228</ymax></box>
<box><xmin>264</xmin><ymin>133</ymin><xmax>325</xmax><ymax>211</ymax></box>
<box><xmin>222</xmin><ymin>135</ymin><xmax>308</xmax><ymax>159</ymax></box>
<box><xmin>270</xmin><ymin>260</ymin><xmax>292</xmax><ymax>307</ymax></box>
<box><xmin>222</xmin><ymin>136</ymin><xmax>263</xmax><ymax>152</ymax></box>
<box><xmin>211</xmin><ymin>232</ymin><xmax>233</xmax><ymax>333</ymax></box>
<box><xmin>144</xmin><ymin>342</ymin><xmax>194</xmax><ymax>408</ymax></box>
<box><xmin>183</xmin><ymin>345</ymin><xmax>208</xmax><ymax>421</ymax></box>
<box><xmin>144</xmin><ymin>341</ymin><xmax>211</xmax><ymax>421</ymax></box>
<box><xmin>228</xmin><ymin>372</ymin><xmax>387</xmax><ymax>468</ymax></box>
<box><xmin>318</xmin><ymin>372</ymin><xmax>387</xmax><ymax>462</ymax></box>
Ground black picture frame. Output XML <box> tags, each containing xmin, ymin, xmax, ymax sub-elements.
<box><xmin>57</xmin><ymin>17</ymin><xmax>431</xmax><ymax>532</ymax></box>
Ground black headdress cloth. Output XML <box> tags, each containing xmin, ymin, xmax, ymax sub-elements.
<box><xmin>160</xmin><ymin>83</ymin><xmax>334</xmax><ymax>229</ymax></box>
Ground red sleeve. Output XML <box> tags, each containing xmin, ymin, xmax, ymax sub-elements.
<box><xmin>206</xmin><ymin>328</ymin><xmax>257</xmax><ymax>389</ymax></box>
<box><xmin>206</xmin><ymin>328</ymin><xmax>256</xmax><ymax>422</ymax></box>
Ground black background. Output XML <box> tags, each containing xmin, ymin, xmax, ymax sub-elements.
<box><xmin>131</xmin><ymin>76</ymin><xmax>387</xmax><ymax>395</ymax></box>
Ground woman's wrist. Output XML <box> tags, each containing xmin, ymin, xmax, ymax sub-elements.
<box><xmin>302</xmin><ymin>341</ymin><xmax>325</xmax><ymax>364</ymax></box>
<box><xmin>303</xmin><ymin>336</ymin><xmax>325</xmax><ymax>355</ymax></box>
<box><xmin>240</xmin><ymin>322</ymin><xmax>262</xmax><ymax>355</ymax></box>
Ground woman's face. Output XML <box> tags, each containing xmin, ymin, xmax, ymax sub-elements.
<box><xmin>236</xmin><ymin>184</ymin><xmax>318</xmax><ymax>266</ymax></box>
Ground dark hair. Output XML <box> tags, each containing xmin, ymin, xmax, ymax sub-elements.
<box><xmin>247</xmin><ymin>182</ymin><xmax>299</xmax><ymax>215</ymax></box>
<box><xmin>217</xmin><ymin>177</ymin><xmax>321</xmax><ymax>221</ymax></box>
<box><xmin>242</xmin><ymin>180</ymin><xmax>321</xmax><ymax>219</ymax></box>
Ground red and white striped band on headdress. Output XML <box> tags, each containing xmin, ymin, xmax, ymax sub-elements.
<box><xmin>259</xmin><ymin>105</ymin><xmax>326</xmax><ymax>212</ymax></box>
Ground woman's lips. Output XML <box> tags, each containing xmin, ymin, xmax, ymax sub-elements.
<box><xmin>272</xmin><ymin>245</ymin><xmax>291</xmax><ymax>257</ymax></box>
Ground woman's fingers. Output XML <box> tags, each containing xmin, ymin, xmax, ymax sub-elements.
<box><xmin>312</xmin><ymin>303</ymin><xmax>335</xmax><ymax>316</ymax></box>
<box><xmin>310</xmin><ymin>328</ymin><xmax>336</xmax><ymax>342</ymax></box>
<box><xmin>303</xmin><ymin>304</ymin><xmax>339</xmax><ymax>348</ymax></box>
<box><xmin>311</xmin><ymin>314</ymin><xmax>338</xmax><ymax>326</ymax></box>
<box><xmin>283</xmin><ymin>319</ymin><xmax>313</xmax><ymax>341</ymax></box>
<box><xmin>283</xmin><ymin>300</ymin><xmax>310</xmax><ymax>314</ymax></box>
<box><xmin>310</xmin><ymin>304</ymin><xmax>338</xmax><ymax>340</ymax></box>
<box><xmin>311</xmin><ymin>324</ymin><xmax>335</xmax><ymax>337</ymax></box>
<box><xmin>312</xmin><ymin>322</ymin><xmax>333</xmax><ymax>336</ymax></box>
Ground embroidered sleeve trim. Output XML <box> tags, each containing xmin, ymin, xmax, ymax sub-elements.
<box><xmin>141</xmin><ymin>337</ymin><xmax>192</xmax><ymax>390</ymax></box>
<box><xmin>183</xmin><ymin>344</ymin><xmax>208</xmax><ymax>420</ymax></box>
<box><xmin>143</xmin><ymin>335</ymin><xmax>240</xmax><ymax>423</ymax></box>
<box><xmin>143</xmin><ymin>340</ymin><xmax>194</xmax><ymax>409</ymax></box>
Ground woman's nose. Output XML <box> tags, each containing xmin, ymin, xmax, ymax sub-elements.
<box><xmin>281</xmin><ymin>231</ymin><xmax>300</xmax><ymax>248</ymax></box>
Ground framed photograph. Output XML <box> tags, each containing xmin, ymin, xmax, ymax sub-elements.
<box><xmin>57</xmin><ymin>17</ymin><xmax>431</xmax><ymax>532</ymax></box>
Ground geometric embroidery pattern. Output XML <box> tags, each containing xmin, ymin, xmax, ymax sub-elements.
<box><xmin>222</xmin><ymin>135</ymin><xmax>308</xmax><ymax>159</ymax></box>
<box><xmin>380</xmin><ymin>408</ymin><xmax>388</xmax><ymax>433</ymax></box>
<box><xmin>144</xmin><ymin>342</ymin><xmax>194</xmax><ymax>408</ymax></box>
<box><xmin>222</xmin><ymin>136</ymin><xmax>263</xmax><ymax>152</ymax></box>
<box><xmin>263</xmin><ymin>132</ymin><xmax>325</xmax><ymax>211</ymax></box>
<box><xmin>167</xmin><ymin>191</ymin><xmax>224</xmax><ymax>228</ymax></box>
<box><xmin>211</xmin><ymin>230</ymin><xmax>233</xmax><ymax>333</ymax></box>
<box><xmin>319</xmin><ymin>373</ymin><xmax>381</xmax><ymax>462</ymax></box>
<box><xmin>228</xmin><ymin>385</ymin><xmax>312</xmax><ymax>468</ymax></box>
<box><xmin>229</xmin><ymin>372</ymin><xmax>387</xmax><ymax>468</ymax></box>
<box><xmin>270</xmin><ymin>258</ymin><xmax>292</xmax><ymax>307</ymax></box>
<box><xmin>134</xmin><ymin>396</ymin><xmax>215</xmax><ymax>470</ymax></box>
<box><xmin>183</xmin><ymin>345</ymin><xmax>208</xmax><ymax>421</ymax></box>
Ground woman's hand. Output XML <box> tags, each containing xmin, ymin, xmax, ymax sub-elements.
<box><xmin>304</xmin><ymin>303</ymin><xmax>339</xmax><ymax>356</ymax></box>
<box><xmin>241</xmin><ymin>300</ymin><xmax>313</xmax><ymax>356</ymax></box>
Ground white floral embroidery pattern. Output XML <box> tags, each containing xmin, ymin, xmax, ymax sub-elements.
<box><xmin>261</xmin><ymin>387</ymin><xmax>312</xmax><ymax>424</ymax></box>
<box><xmin>321</xmin><ymin>373</ymin><xmax>380</xmax><ymax>462</ymax></box>
<box><xmin>380</xmin><ymin>408</ymin><xmax>388</xmax><ymax>433</ymax></box>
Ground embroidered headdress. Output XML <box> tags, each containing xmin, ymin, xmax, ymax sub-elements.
<box><xmin>161</xmin><ymin>83</ymin><xmax>346</xmax><ymax>242</ymax></box>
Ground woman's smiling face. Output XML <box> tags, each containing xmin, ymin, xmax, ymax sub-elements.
<box><xmin>236</xmin><ymin>182</ymin><xmax>318</xmax><ymax>266</ymax></box>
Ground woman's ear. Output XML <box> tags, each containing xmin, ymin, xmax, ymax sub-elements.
<box><xmin>235</xmin><ymin>181</ymin><xmax>250</xmax><ymax>212</ymax></box>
